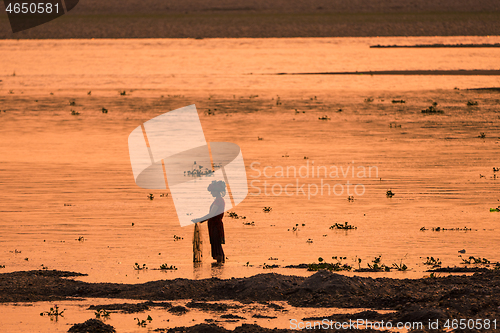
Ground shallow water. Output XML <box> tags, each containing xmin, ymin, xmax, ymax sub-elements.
<box><xmin>1</xmin><ymin>36</ymin><xmax>500</xmax><ymax>93</ymax></box>
<box><xmin>0</xmin><ymin>298</ymin><xmax>396</xmax><ymax>332</ymax></box>
<box><xmin>1</xmin><ymin>36</ymin><xmax>500</xmax><ymax>286</ymax></box>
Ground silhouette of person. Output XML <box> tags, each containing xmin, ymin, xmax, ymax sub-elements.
<box><xmin>192</xmin><ymin>180</ymin><xmax>226</xmax><ymax>263</ymax></box>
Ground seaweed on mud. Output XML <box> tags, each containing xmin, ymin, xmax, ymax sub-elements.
<box><xmin>351</xmin><ymin>255</ymin><xmax>392</xmax><ymax>272</ymax></box>
<box><xmin>422</xmin><ymin>256</ymin><xmax>442</xmax><ymax>268</ymax></box>
<box><xmin>283</xmin><ymin>263</ymin><xmax>309</xmax><ymax>269</ymax></box>
<box><xmin>186</xmin><ymin>301</ymin><xmax>241</xmax><ymax>312</ymax></box>
<box><xmin>220</xmin><ymin>314</ymin><xmax>246</xmax><ymax>320</ymax></box>
<box><xmin>426</xmin><ymin>266</ymin><xmax>491</xmax><ymax>273</ymax></box>
<box><xmin>252</xmin><ymin>314</ymin><xmax>277</xmax><ymax>319</ymax></box>
<box><xmin>307</xmin><ymin>257</ymin><xmax>352</xmax><ymax>272</ymax></box>
<box><xmin>88</xmin><ymin>301</ymin><xmax>172</xmax><ymax>313</ymax></box>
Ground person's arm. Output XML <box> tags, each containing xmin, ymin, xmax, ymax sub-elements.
<box><xmin>191</xmin><ymin>203</ymin><xmax>220</xmax><ymax>223</ymax></box>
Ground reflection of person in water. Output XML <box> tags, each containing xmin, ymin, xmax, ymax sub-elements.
<box><xmin>192</xmin><ymin>180</ymin><xmax>226</xmax><ymax>263</ymax></box>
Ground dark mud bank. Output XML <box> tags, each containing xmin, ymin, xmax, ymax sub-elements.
<box><xmin>1</xmin><ymin>269</ymin><xmax>499</xmax><ymax>319</ymax></box>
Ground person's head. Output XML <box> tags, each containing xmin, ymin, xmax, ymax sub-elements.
<box><xmin>207</xmin><ymin>180</ymin><xmax>226</xmax><ymax>198</ymax></box>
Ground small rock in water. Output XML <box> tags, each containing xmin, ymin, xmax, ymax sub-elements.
<box><xmin>68</xmin><ymin>319</ymin><xmax>115</xmax><ymax>333</ymax></box>
<box><xmin>168</xmin><ymin>305</ymin><xmax>188</xmax><ymax>315</ymax></box>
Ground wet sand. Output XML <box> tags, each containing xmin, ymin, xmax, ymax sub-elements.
<box><xmin>1</xmin><ymin>269</ymin><xmax>499</xmax><ymax>332</ymax></box>
<box><xmin>1</xmin><ymin>0</ymin><xmax>500</xmax><ymax>38</ymax></box>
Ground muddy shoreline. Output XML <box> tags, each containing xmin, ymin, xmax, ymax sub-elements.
<box><xmin>1</xmin><ymin>269</ymin><xmax>499</xmax><ymax>330</ymax></box>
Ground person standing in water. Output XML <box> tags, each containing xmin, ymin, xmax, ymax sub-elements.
<box><xmin>192</xmin><ymin>180</ymin><xmax>226</xmax><ymax>263</ymax></box>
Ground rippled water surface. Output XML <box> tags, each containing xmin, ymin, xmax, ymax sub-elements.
<box><xmin>1</xmin><ymin>36</ymin><xmax>500</xmax><ymax>285</ymax></box>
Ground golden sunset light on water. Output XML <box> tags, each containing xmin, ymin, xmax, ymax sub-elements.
<box><xmin>1</xmin><ymin>1</ymin><xmax>500</xmax><ymax>332</ymax></box>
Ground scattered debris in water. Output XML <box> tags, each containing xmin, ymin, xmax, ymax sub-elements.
<box><xmin>133</xmin><ymin>263</ymin><xmax>148</xmax><ymax>270</ymax></box>
<box><xmin>421</xmin><ymin>102</ymin><xmax>443</xmax><ymax>113</ymax></box>
<box><xmin>421</xmin><ymin>226</ymin><xmax>475</xmax><ymax>231</ymax></box>
<box><xmin>329</xmin><ymin>222</ymin><xmax>357</xmax><ymax>230</ymax></box>
<box><xmin>159</xmin><ymin>263</ymin><xmax>177</xmax><ymax>270</ymax></box>
<box><xmin>422</xmin><ymin>256</ymin><xmax>442</xmax><ymax>268</ymax></box>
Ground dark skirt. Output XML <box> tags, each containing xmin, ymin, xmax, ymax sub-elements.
<box><xmin>208</xmin><ymin>214</ymin><xmax>224</xmax><ymax>259</ymax></box>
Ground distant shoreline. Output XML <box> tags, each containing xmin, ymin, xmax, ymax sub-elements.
<box><xmin>371</xmin><ymin>43</ymin><xmax>500</xmax><ymax>48</ymax></box>
<box><xmin>272</xmin><ymin>70</ymin><xmax>500</xmax><ymax>76</ymax></box>
<box><xmin>1</xmin><ymin>10</ymin><xmax>500</xmax><ymax>38</ymax></box>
